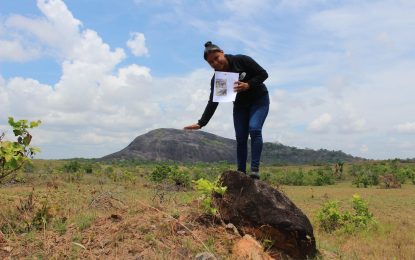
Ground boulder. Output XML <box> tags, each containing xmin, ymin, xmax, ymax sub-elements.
<box><xmin>214</xmin><ymin>171</ymin><xmax>317</xmax><ymax>259</ymax></box>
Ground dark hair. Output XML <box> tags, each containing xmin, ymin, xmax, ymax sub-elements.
<box><xmin>203</xmin><ymin>41</ymin><xmax>222</xmax><ymax>60</ymax></box>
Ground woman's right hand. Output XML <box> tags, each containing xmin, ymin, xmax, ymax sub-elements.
<box><xmin>183</xmin><ymin>123</ymin><xmax>201</xmax><ymax>130</ymax></box>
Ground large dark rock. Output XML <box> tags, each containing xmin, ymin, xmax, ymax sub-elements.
<box><xmin>214</xmin><ymin>171</ymin><xmax>317</xmax><ymax>259</ymax></box>
<box><xmin>100</xmin><ymin>128</ymin><xmax>362</xmax><ymax>164</ymax></box>
<box><xmin>101</xmin><ymin>128</ymin><xmax>235</xmax><ymax>163</ymax></box>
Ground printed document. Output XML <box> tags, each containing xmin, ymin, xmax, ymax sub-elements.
<box><xmin>213</xmin><ymin>71</ymin><xmax>239</xmax><ymax>102</ymax></box>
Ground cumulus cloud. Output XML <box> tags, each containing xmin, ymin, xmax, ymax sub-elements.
<box><xmin>395</xmin><ymin>122</ymin><xmax>415</xmax><ymax>134</ymax></box>
<box><xmin>0</xmin><ymin>40</ymin><xmax>41</xmax><ymax>62</ymax></box>
<box><xmin>1</xmin><ymin>0</ymin><xmax>415</xmax><ymax>160</ymax></box>
<box><xmin>307</xmin><ymin>113</ymin><xmax>332</xmax><ymax>133</ymax></box>
<box><xmin>0</xmin><ymin>0</ymin><xmax>212</xmax><ymax>158</ymax></box>
<box><xmin>127</xmin><ymin>32</ymin><xmax>149</xmax><ymax>57</ymax></box>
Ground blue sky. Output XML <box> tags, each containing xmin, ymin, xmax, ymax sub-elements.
<box><xmin>1</xmin><ymin>0</ymin><xmax>415</xmax><ymax>159</ymax></box>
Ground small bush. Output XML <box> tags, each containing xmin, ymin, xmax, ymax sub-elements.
<box><xmin>395</xmin><ymin>167</ymin><xmax>414</xmax><ymax>184</ymax></box>
<box><xmin>310</xmin><ymin>167</ymin><xmax>335</xmax><ymax>186</ymax></box>
<box><xmin>352</xmin><ymin>170</ymin><xmax>379</xmax><ymax>187</ymax></box>
<box><xmin>62</xmin><ymin>161</ymin><xmax>82</xmax><ymax>173</ymax></box>
<box><xmin>149</xmin><ymin>164</ymin><xmax>190</xmax><ymax>188</ymax></box>
<box><xmin>121</xmin><ymin>171</ymin><xmax>136</xmax><ymax>183</ymax></box>
<box><xmin>317</xmin><ymin>200</ymin><xmax>343</xmax><ymax>232</ymax></box>
<box><xmin>83</xmin><ymin>164</ymin><xmax>93</xmax><ymax>174</ymax></box>
<box><xmin>169</xmin><ymin>169</ymin><xmax>190</xmax><ymax>187</ymax></box>
<box><xmin>317</xmin><ymin>194</ymin><xmax>377</xmax><ymax>233</ymax></box>
<box><xmin>104</xmin><ymin>166</ymin><xmax>114</xmax><ymax>175</ymax></box>
<box><xmin>149</xmin><ymin>165</ymin><xmax>172</xmax><ymax>183</ymax></box>
<box><xmin>269</xmin><ymin>167</ymin><xmax>335</xmax><ymax>186</ymax></box>
<box><xmin>193</xmin><ymin>178</ymin><xmax>226</xmax><ymax>215</ymax></box>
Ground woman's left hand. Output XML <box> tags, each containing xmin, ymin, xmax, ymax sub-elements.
<box><xmin>234</xmin><ymin>81</ymin><xmax>250</xmax><ymax>92</ymax></box>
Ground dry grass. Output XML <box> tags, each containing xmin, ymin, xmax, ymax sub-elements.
<box><xmin>1</xmin><ymin>163</ymin><xmax>415</xmax><ymax>259</ymax></box>
<box><xmin>283</xmin><ymin>182</ymin><xmax>415</xmax><ymax>260</ymax></box>
<box><xmin>0</xmin><ymin>178</ymin><xmax>239</xmax><ymax>259</ymax></box>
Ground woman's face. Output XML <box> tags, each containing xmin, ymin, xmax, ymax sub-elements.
<box><xmin>206</xmin><ymin>51</ymin><xmax>228</xmax><ymax>71</ymax></box>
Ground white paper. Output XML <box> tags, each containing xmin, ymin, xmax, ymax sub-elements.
<box><xmin>213</xmin><ymin>71</ymin><xmax>239</xmax><ymax>102</ymax></box>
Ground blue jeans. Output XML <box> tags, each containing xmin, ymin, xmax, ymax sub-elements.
<box><xmin>233</xmin><ymin>93</ymin><xmax>269</xmax><ymax>173</ymax></box>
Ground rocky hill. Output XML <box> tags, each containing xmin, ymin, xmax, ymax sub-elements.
<box><xmin>101</xmin><ymin>128</ymin><xmax>362</xmax><ymax>164</ymax></box>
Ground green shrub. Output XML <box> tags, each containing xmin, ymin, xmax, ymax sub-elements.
<box><xmin>62</xmin><ymin>161</ymin><xmax>82</xmax><ymax>173</ymax></box>
<box><xmin>121</xmin><ymin>171</ymin><xmax>136</xmax><ymax>183</ymax></box>
<box><xmin>310</xmin><ymin>167</ymin><xmax>335</xmax><ymax>186</ymax></box>
<box><xmin>1</xmin><ymin>117</ymin><xmax>41</xmax><ymax>182</ymax></box>
<box><xmin>270</xmin><ymin>167</ymin><xmax>335</xmax><ymax>186</ymax></box>
<box><xmin>193</xmin><ymin>178</ymin><xmax>227</xmax><ymax>215</ymax></box>
<box><xmin>317</xmin><ymin>200</ymin><xmax>343</xmax><ymax>232</ymax></box>
<box><xmin>350</xmin><ymin>194</ymin><xmax>374</xmax><ymax>228</ymax></box>
<box><xmin>286</xmin><ymin>169</ymin><xmax>305</xmax><ymax>185</ymax></box>
<box><xmin>169</xmin><ymin>169</ymin><xmax>190</xmax><ymax>187</ymax></box>
<box><xmin>149</xmin><ymin>164</ymin><xmax>190</xmax><ymax>187</ymax></box>
<box><xmin>395</xmin><ymin>167</ymin><xmax>414</xmax><ymax>184</ymax></box>
<box><xmin>83</xmin><ymin>164</ymin><xmax>93</xmax><ymax>174</ymax></box>
<box><xmin>104</xmin><ymin>166</ymin><xmax>114</xmax><ymax>175</ymax></box>
<box><xmin>260</xmin><ymin>171</ymin><xmax>273</xmax><ymax>183</ymax></box>
<box><xmin>352</xmin><ymin>170</ymin><xmax>379</xmax><ymax>187</ymax></box>
<box><xmin>149</xmin><ymin>165</ymin><xmax>173</xmax><ymax>183</ymax></box>
<box><xmin>317</xmin><ymin>194</ymin><xmax>376</xmax><ymax>233</ymax></box>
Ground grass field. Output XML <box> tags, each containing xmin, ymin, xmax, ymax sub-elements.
<box><xmin>0</xmin><ymin>160</ymin><xmax>414</xmax><ymax>259</ymax></box>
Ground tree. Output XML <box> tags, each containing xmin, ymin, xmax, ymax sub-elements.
<box><xmin>0</xmin><ymin>117</ymin><xmax>41</xmax><ymax>182</ymax></box>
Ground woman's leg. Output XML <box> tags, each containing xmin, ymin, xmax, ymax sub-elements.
<box><xmin>233</xmin><ymin>104</ymin><xmax>249</xmax><ymax>173</ymax></box>
<box><xmin>249</xmin><ymin>94</ymin><xmax>270</xmax><ymax>173</ymax></box>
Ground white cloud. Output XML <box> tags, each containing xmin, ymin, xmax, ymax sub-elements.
<box><xmin>395</xmin><ymin>122</ymin><xmax>415</xmax><ymax>134</ymax></box>
<box><xmin>307</xmin><ymin>113</ymin><xmax>332</xmax><ymax>133</ymax></box>
<box><xmin>339</xmin><ymin>118</ymin><xmax>367</xmax><ymax>134</ymax></box>
<box><xmin>0</xmin><ymin>0</ymin><xmax>159</xmax><ymax>158</ymax></box>
<box><xmin>360</xmin><ymin>144</ymin><xmax>369</xmax><ymax>153</ymax></box>
<box><xmin>127</xmin><ymin>32</ymin><xmax>149</xmax><ymax>57</ymax></box>
<box><xmin>0</xmin><ymin>0</ymin><xmax>215</xmax><ymax>157</ymax></box>
<box><xmin>5</xmin><ymin>1</ymin><xmax>82</xmax><ymax>59</ymax></box>
<box><xmin>0</xmin><ymin>40</ymin><xmax>41</xmax><ymax>62</ymax></box>
<box><xmin>1</xmin><ymin>0</ymin><xmax>415</xmax><ymax>160</ymax></box>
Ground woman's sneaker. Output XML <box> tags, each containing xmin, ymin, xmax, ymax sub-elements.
<box><xmin>249</xmin><ymin>171</ymin><xmax>260</xmax><ymax>179</ymax></box>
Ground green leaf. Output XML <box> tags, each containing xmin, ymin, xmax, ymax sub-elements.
<box><xmin>13</xmin><ymin>129</ymin><xmax>23</xmax><ymax>136</ymax></box>
<box><xmin>29</xmin><ymin>147</ymin><xmax>41</xmax><ymax>155</ymax></box>
<box><xmin>4</xmin><ymin>154</ymin><xmax>13</xmax><ymax>162</ymax></box>
<box><xmin>30</xmin><ymin>120</ymin><xmax>41</xmax><ymax>128</ymax></box>
<box><xmin>8</xmin><ymin>117</ymin><xmax>16</xmax><ymax>127</ymax></box>
<box><xmin>8</xmin><ymin>157</ymin><xmax>18</xmax><ymax>168</ymax></box>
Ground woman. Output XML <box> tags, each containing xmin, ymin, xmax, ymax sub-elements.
<box><xmin>184</xmin><ymin>41</ymin><xmax>269</xmax><ymax>179</ymax></box>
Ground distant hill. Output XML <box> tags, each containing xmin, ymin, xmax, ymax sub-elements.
<box><xmin>101</xmin><ymin>128</ymin><xmax>362</xmax><ymax>165</ymax></box>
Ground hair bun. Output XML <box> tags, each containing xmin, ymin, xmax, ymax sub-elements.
<box><xmin>204</xmin><ymin>41</ymin><xmax>213</xmax><ymax>47</ymax></box>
